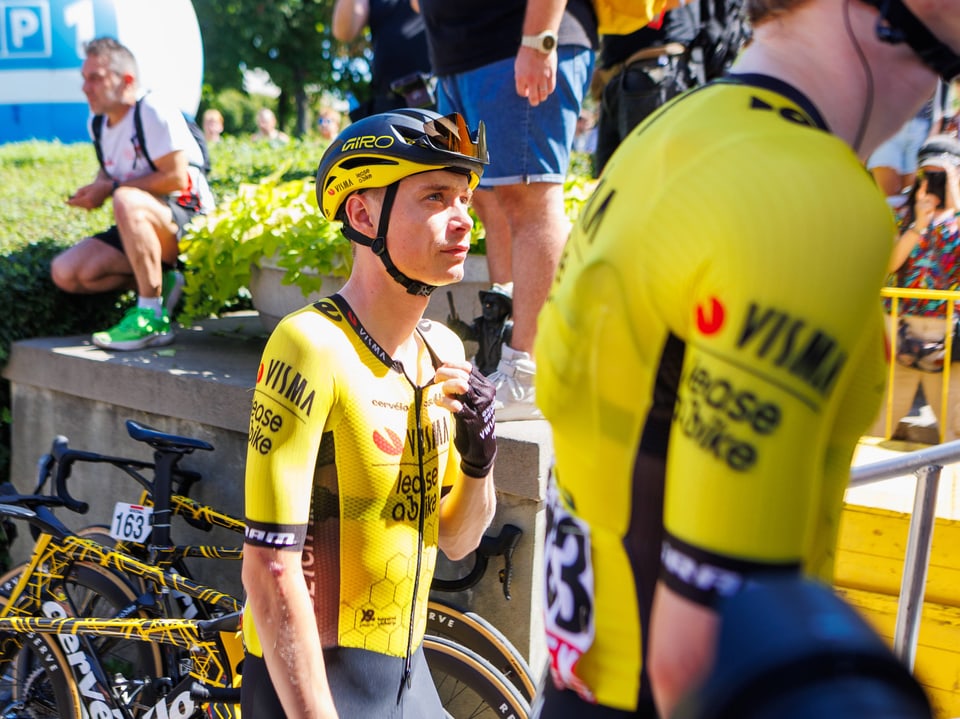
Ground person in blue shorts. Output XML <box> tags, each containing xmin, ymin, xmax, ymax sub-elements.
<box><xmin>868</xmin><ymin>80</ymin><xmax>952</xmax><ymax>199</ymax></box>
<box><xmin>415</xmin><ymin>0</ymin><xmax>597</xmax><ymax>421</ymax></box>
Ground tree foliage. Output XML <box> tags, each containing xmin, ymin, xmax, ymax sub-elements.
<box><xmin>192</xmin><ymin>0</ymin><xmax>373</xmax><ymax>135</ymax></box>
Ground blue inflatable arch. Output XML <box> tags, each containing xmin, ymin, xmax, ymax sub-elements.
<box><xmin>0</xmin><ymin>0</ymin><xmax>203</xmax><ymax>144</ymax></box>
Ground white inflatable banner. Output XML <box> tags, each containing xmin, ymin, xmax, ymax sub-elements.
<box><xmin>0</xmin><ymin>0</ymin><xmax>204</xmax><ymax>143</ymax></box>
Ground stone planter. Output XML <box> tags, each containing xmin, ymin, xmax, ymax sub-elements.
<box><xmin>249</xmin><ymin>254</ymin><xmax>491</xmax><ymax>332</ymax></box>
<box><xmin>248</xmin><ymin>258</ymin><xmax>347</xmax><ymax>332</ymax></box>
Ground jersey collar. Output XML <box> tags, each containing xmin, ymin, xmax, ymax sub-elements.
<box><xmin>327</xmin><ymin>293</ymin><xmax>442</xmax><ymax>379</ymax></box>
<box><xmin>722</xmin><ymin>73</ymin><xmax>830</xmax><ymax>133</ymax></box>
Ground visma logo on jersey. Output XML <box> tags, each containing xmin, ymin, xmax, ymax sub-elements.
<box><xmin>257</xmin><ymin>359</ymin><xmax>316</xmax><ymax>417</ymax></box>
<box><xmin>696</xmin><ymin>297</ymin><xmax>847</xmax><ymax>400</ymax></box>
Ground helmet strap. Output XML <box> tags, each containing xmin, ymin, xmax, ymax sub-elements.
<box><xmin>870</xmin><ymin>0</ymin><xmax>960</xmax><ymax>81</ymax></box>
<box><xmin>341</xmin><ymin>183</ymin><xmax>438</xmax><ymax>297</ymax></box>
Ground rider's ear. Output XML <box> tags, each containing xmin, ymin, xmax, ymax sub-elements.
<box><xmin>343</xmin><ymin>190</ymin><xmax>380</xmax><ymax>241</ymax></box>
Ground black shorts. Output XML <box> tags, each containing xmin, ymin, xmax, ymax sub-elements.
<box><xmin>535</xmin><ymin>682</ymin><xmax>659</xmax><ymax>718</ymax></box>
<box><xmin>92</xmin><ymin>195</ymin><xmax>201</xmax><ymax>266</ymax></box>
<box><xmin>242</xmin><ymin>644</ymin><xmax>447</xmax><ymax>718</ymax></box>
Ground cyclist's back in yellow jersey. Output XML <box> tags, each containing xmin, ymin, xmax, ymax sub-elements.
<box><xmin>535</xmin><ymin>74</ymin><xmax>892</xmax><ymax>712</ymax></box>
<box><xmin>243</xmin><ymin>294</ymin><xmax>463</xmax><ymax>663</ymax></box>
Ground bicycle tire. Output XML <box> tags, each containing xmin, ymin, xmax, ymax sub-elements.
<box><xmin>427</xmin><ymin>599</ymin><xmax>536</xmax><ymax>702</ymax></box>
<box><xmin>423</xmin><ymin>635</ymin><xmax>530</xmax><ymax>719</ymax></box>
<box><xmin>0</xmin><ymin>561</ymin><xmax>165</xmax><ymax>718</ymax></box>
<box><xmin>0</xmin><ymin>566</ymin><xmax>81</xmax><ymax>719</ymax></box>
<box><xmin>0</xmin><ymin>629</ymin><xmax>81</xmax><ymax>719</ymax></box>
<box><xmin>54</xmin><ymin>528</ymin><xmax>242</xmax><ymax>718</ymax></box>
<box><xmin>0</xmin><ymin>563</ymin><xmax>81</xmax><ymax>719</ymax></box>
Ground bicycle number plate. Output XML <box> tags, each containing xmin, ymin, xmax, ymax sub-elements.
<box><xmin>110</xmin><ymin>502</ymin><xmax>153</xmax><ymax>542</ymax></box>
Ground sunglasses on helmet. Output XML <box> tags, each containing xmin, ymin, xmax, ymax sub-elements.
<box><xmin>418</xmin><ymin>113</ymin><xmax>488</xmax><ymax>161</ymax></box>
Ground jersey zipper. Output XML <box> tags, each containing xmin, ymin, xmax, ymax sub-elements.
<box><xmin>398</xmin><ymin>384</ymin><xmax>428</xmax><ymax>703</ymax></box>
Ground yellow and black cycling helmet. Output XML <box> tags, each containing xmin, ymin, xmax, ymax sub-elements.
<box><xmin>315</xmin><ymin>109</ymin><xmax>488</xmax><ymax>296</ymax></box>
<box><xmin>316</xmin><ymin>108</ymin><xmax>488</xmax><ymax>222</ymax></box>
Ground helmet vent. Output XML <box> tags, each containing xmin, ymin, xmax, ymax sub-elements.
<box><xmin>339</xmin><ymin>157</ymin><xmax>400</xmax><ymax>170</ymax></box>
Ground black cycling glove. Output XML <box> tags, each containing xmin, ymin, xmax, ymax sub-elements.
<box><xmin>453</xmin><ymin>366</ymin><xmax>497</xmax><ymax>478</ymax></box>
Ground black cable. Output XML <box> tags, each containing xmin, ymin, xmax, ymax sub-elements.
<box><xmin>843</xmin><ymin>0</ymin><xmax>875</xmax><ymax>155</ymax></box>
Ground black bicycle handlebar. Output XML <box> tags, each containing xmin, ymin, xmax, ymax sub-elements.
<box><xmin>190</xmin><ymin>682</ymin><xmax>242</xmax><ymax>703</ymax></box>
<box><xmin>0</xmin><ymin>499</ymin><xmax>74</xmax><ymax>541</ymax></box>
<box><xmin>431</xmin><ymin>523</ymin><xmax>523</xmax><ymax>599</ymax></box>
<box><xmin>35</xmin><ymin>422</ymin><xmax>217</xmax><ymax>533</ymax></box>
<box><xmin>196</xmin><ymin>610</ymin><xmax>242</xmax><ymax>637</ymax></box>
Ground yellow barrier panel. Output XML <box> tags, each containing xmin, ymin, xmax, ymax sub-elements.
<box><xmin>879</xmin><ymin>287</ymin><xmax>960</xmax><ymax>444</ymax></box>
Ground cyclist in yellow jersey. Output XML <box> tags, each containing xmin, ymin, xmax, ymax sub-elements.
<box><xmin>241</xmin><ymin>109</ymin><xmax>498</xmax><ymax>718</ymax></box>
<box><xmin>533</xmin><ymin>0</ymin><xmax>960</xmax><ymax>717</ymax></box>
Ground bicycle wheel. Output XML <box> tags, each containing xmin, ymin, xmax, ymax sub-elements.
<box><xmin>0</xmin><ymin>632</ymin><xmax>81</xmax><ymax>719</ymax></box>
<box><xmin>0</xmin><ymin>562</ymin><xmax>165</xmax><ymax>718</ymax></box>
<box><xmin>0</xmin><ymin>568</ymin><xmax>82</xmax><ymax>718</ymax></box>
<box><xmin>76</xmin><ymin>525</ymin><xmax>216</xmax><ymax>622</ymax></box>
<box><xmin>427</xmin><ymin>600</ymin><xmax>536</xmax><ymax>702</ymax></box>
<box><xmin>423</xmin><ymin>635</ymin><xmax>530</xmax><ymax>719</ymax></box>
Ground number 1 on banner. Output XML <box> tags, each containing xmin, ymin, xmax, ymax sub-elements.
<box><xmin>110</xmin><ymin>502</ymin><xmax>153</xmax><ymax>543</ymax></box>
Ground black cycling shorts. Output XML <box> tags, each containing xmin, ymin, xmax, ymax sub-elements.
<box><xmin>535</xmin><ymin>681</ymin><xmax>659</xmax><ymax>718</ymax></box>
<box><xmin>92</xmin><ymin>194</ymin><xmax>200</xmax><ymax>266</ymax></box>
<box><xmin>242</xmin><ymin>644</ymin><xmax>448</xmax><ymax>718</ymax></box>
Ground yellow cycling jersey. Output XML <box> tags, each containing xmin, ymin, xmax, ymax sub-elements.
<box><xmin>243</xmin><ymin>295</ymin><xmax>463</xmax><ymax>660</ymax></box>
<box><xmin>535</xmin><ymin>74</ymin><xmax>892</xmax><ymax>711</ymax></box>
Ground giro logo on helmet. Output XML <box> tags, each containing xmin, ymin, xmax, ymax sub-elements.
<box><xmin>341</xmin><ymin>134</ymin><xmax>395</xmax><ymax>152</ymax></box>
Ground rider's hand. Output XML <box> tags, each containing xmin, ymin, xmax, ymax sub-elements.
<box><xmin>436</xmin><ymin>362</ymin><xmax>497</xmax><ymax>478</ymax></box>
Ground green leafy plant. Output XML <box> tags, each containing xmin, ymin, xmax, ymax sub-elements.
<box><xmin>178</xmin><ymin>166</ymin><xmax>351</xmax><ymax>325</ymax></box>
<box><xmin>0</xmin><ymin>137</ymin><xmax>597</xmax><ymax>486</ymax></box>
<box><xmin>563</xmin><ymin>170</ymin><xmax>597</xmax><ymax>225</ymax></box>
<box><xmin>178</xmin><ymin>157</ymin><xmax>597</xmax><ymax>325</ymax></box>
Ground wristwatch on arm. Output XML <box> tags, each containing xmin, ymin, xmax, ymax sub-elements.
<box><xmin>520</xmin><ymin>30</ymin><xmax>558</xmax><ymax>54</ymax></box>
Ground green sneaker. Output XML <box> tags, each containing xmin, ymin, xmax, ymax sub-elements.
<box><xmin>162</xmin><ymin>269</ymin><xmax>185</xmax><ymax>313</ymax></box>
<box><xmin>92</xmin><ymin>307</ymin><xmax>174</xmax><ymax>351</ymax></box>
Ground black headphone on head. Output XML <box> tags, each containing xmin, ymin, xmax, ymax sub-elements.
<box><xmin>862</xmin><ymin>0</ymin><xmax>960</xmax><ymax>80</ymax></box>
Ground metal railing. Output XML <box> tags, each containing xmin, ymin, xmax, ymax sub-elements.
<box><xmin>849</xmin><ymin>439</ymin><xmax>960</xmax><ymax>670</ymax></box>
<box><xmin>880</xmin><ymin>287</ymin><xmax>960</xmax><ymax>444</ymax></box>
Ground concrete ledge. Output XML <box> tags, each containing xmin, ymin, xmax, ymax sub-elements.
<box><xmin>2</xmin><ymin>313</ymin><xmax>552</xmax><ymax>673</ymax></box>
<box><xmin>3</xmin><ymin>313</ymin><xmax>266</xmax><ymax>437</ymax></box>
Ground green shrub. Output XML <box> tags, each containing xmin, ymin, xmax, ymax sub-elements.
<box><xmin>0</xmin><ymin>135</ymin><xmax>596</xmax><ymax>484</ymax></box>
<box><xmin>205</xmin><ymin>134</ymin><xmax>328</xmax><ymax>200</ymax></box>
<box><xmin>179</xmin><ymin>168</ymin><xmax>350</xmax><ymax>325</ymax></box>
<box><xmin>0</xmin><ymin>141</ymin><xmax>111</xmax><ymax>253</ymax></box>
<box><xmin>201</xmin><ymin>87</ymin><xmax>263</xmax><ymax>136</ymax></box>
<box><xmin>0</xmin><ymin>140</ymin><xmax>129</xmax><ymax>482</ymax></box>
<box><xmin>0</xmin><ymin>137</ymin><xmax>326</xmax><ymax>483</ymax></box>
<box><xmin>0</xmin><ymin>240</ymin><xmax>127</xmax><ymax>482</ymax></box>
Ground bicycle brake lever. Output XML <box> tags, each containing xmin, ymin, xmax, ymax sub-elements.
<box><xmin>494</xmin><ymin>524</ymin><xmax>522</xmax><ymax>601</ymax></box>
<box><xmin>33</xmin><ymin>436</ymin><xmax>69</xmax><ymax>495</ymax></box>
<box><xmin>34</xmin><ymin>453</ymin><xmax>55</xmax><ymax>495</ymax></box>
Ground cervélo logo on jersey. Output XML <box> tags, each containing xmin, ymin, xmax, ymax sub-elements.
<box><xmin>695</xmin><ymin>297</ymin><xmax>847</xmax><ymax>398</ymax></box>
